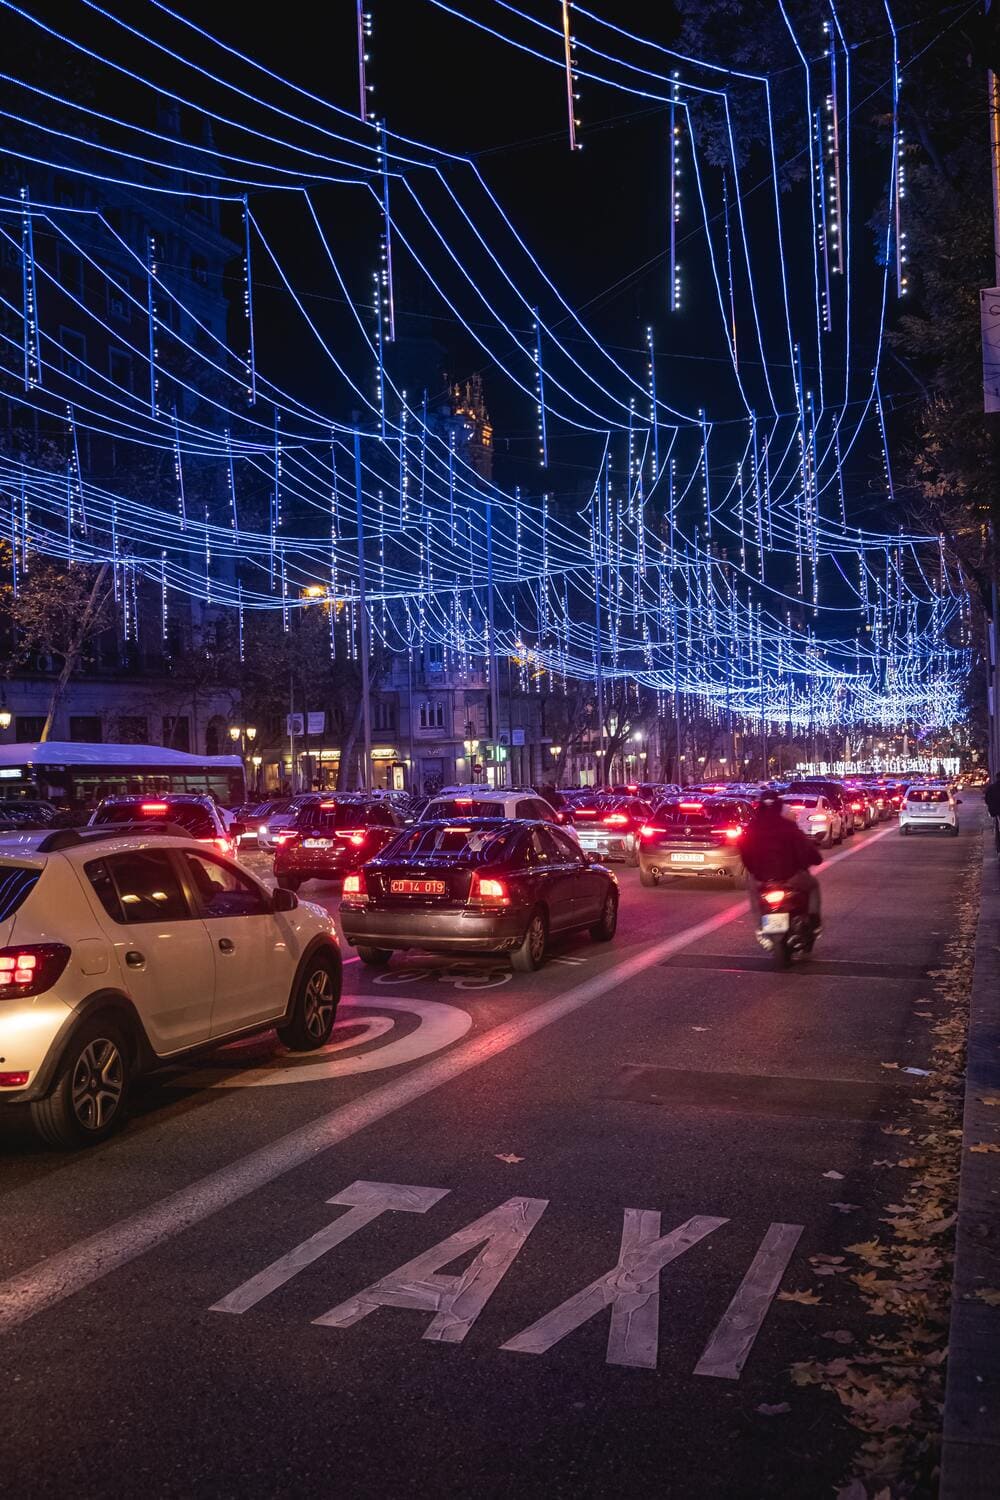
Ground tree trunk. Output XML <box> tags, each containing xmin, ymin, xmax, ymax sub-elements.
<box><xmin>337</xmin><ymin>693</ymin><xmax>365</xmax><ymax>791</ymax></box>
<box><xmin>40</xmin><ymin>564</ymin><xmax>110</xmax><ymax>742</ymax></box>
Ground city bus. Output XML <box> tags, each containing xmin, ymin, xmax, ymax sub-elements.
<box><xmin>0</xmin><ymin>741</ymin><xmax>246</xmax><ymax>813</ymax></box>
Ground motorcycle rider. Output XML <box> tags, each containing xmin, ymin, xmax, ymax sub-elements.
<box><xmin>739</xmin><ymin>789</ymin><xmax>823</xmax><ymax>935</ymax></box>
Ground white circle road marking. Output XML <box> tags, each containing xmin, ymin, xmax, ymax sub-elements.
<box><xmin>169</xmin><ymin>997</ymin><xmax>474</xmax><ymax>1090</ymax></box>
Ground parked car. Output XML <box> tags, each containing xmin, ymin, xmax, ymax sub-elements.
<box><xmin>899</xmin><ymin>785</ymin><xmax>961</xmax><ymax>836</ymax></box>
<box><xmin>0</xmin><ymin>826</ymin><xmax>341</xmax><ymax>1148</ymax></box>
<box><xmin>90</xmin><ymin>793</ymin><xmax>235</xmax><ymax>854</ymax></box>
<box><xmin>637</xmin><ymin>795</ymin><xmax>754</xmax><ymax>886</ymax></box>
<box><xmin>339</xmin><ymin>818</ymin><xmax>618</xmax><ymax>970</ymax></box>
<box><xmin>273</xmin><ymin>796</ymin><xmax>406</xmax><ymax>889</ymax></box>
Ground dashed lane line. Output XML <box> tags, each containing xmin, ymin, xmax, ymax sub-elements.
<box><xmin>0</xmin><ymin>823</ymin><xmax>896</xmax><ymax>1334</ymax></box>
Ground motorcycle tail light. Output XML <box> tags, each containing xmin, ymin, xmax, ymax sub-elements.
<box><xmin>469</xmin><ymin>873</ymin><xmax>510</xmax><ymax>906</ymax></box>
<box><xmin>342</xmin><ymin>871</ymin><xmax>368</xmax><ymax>904</ymax></box>
<box><xmin>0</xmin><ymin>944</ymin><xmax>71</xmax><ymax>1000</ymax></box>
<box><xmin>762</xmin><ymin>890</ymin><xmax>786</xmax><ymax>906</ymax></box>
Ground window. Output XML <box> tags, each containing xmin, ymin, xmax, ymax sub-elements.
<box><xmin>190</xmin><ymin>253</ymin><xmax>208</xmax><ymax>286</ymax></box>
<box><xmin>70</xmin><ymin>716</ymin><xmax>102</xmax><ymax>743</ymax></box>
<box><xmin>528</xmin><ymin>828</ymin><xmax>557</xmax><ymax>864</ymax></box>
<box><xmin>184</xmin><ymin>852</ymin><xmax>269</xmax><ymax>917</ymax></box>
<box><xmin>424</xmin><ymin>798</ymin><xmax>504</xmax><ymax>821</ymax></box>
<box><xmin>56</xmin><ymin>247</ymin><xmax>83</xmax><ymax>298</ymax></box>
<box><xmin>86</xmin><ymin>851</ymin><xmax>189</xmax><ymax>924</ymax></box>
<box><xmin>550</xmin><ymin>828</ymin><xmax>584</xmax><ymax>863</ymax></box>
<box><xmin>162</xmin><ymin>716</ymin><xmax>190</xmax><ymax>751</ymax></box>
<box><xmin>15</xmin><ymin>716</ymin><xmax>46</xmax><ymax>742</ymax></box>
<box><xmin>107</xmin><ymin>277</ymin><xmax>132</xmax><ymax>322</ymax></box>
<box><xmin>109</xmin><ymin>347</ymin><xmax>133</xmax><ymax>392</ymax></box>
<box><xmin>426</xmin><ymin>642</ymin><xmax>444</xmax><ymax>673</ymax></box>
<box><xmin>59</xmin><ymin>327</ymin><xmax>87</xmax><ymax>383</ymax></box>
<box><xmin>115</xmin><ymin>716</ymin><xmax>148</xmax><ymax>744</ymax></box>
<box><xmin>418</xmin><ymin>700</ymin><xmax>445</xmax><ymax>730</ymax></box>
<box><xmin>0</xmin><ymin>866</ymin><xmax>42</xmax><ymax>921</ymax></box>
<box><xmin>907</xmin><ymin>788</ymin><xmax>949</xmax><ymax>803</ymax></box>
<box><xmin>373</xmin><ymin>698</ymin><xmax>397</xmax><ymax>732</ymax></box>
<box><xmin>93</xmin><ymin>798</ymin><xmax>217</xmax><ymax>839</ymax></box>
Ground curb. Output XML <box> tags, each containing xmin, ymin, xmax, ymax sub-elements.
<box><xmin>941</xmin><ymin>814</ymin><xmax>1000</xmax><ymax>1497</ymax></box>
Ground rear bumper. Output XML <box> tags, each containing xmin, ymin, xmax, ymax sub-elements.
<box><xmin>576</xmin><ymin>833</ymin><xmax>635</xmax><ymax>862</ymax></box>
<box><xmin>0</xmin><ymin>997</ymin><xmax>74</xmax><ymax>1106</ymax></box>
<box><xmin>899</xmin><ymin>815</ymin><xmax>956</xmax><ymax>830</ymax></box>
<box><xmin>639</xmin><ymin>846</ymin><xmax>743</xmax><ymax>878</ymax></box>
<box><xmin>340</xmin><ymin>905</ymin><xmax>526</xmax><ymax>954</ymax></box>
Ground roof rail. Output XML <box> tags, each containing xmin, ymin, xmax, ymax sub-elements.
<box><xmin>38</xmin><ymin>821</ymin><xmax>194</xmax><ymax>853</ymax></box>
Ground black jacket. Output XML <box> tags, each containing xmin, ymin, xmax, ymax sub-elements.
<box><xmin>739</xmin><ymin>811</ymin><xmax>824</xmax><ymax>882</ymax></box>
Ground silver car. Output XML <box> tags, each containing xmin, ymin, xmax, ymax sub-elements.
<box><xmin>256</xmin><ymin>795</ymin><xmax>323</xmax><ymax>851</ymax></box>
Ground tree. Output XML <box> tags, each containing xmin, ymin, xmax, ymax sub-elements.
<box><xmin>0</xmin><ymin>555</ymin><xmax>114</xmax><ymax>739</ymax></box>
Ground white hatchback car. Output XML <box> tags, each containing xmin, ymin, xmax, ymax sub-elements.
<box><xmin>419</xmin><ymin>788</ymin><xmax>581</xmax><ymax>844</ymax></box>
<box><xmin>899</xmin><ymin>786</ymin><xmax>960</xmax><ymax>837</ymax></box>
<box><xmin>0</xmin><ymin>827</ymin><xmax>341</xmax><ymax>1148</ymax></box>
<box><xmin>780</xmin><ymin>793</ymin><xmax>843</xmax><ymax>847</ymax></box>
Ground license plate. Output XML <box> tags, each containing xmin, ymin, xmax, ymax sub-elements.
<box><xmin>390</xmin><ymin>878</ymin><xmax>446</xmax><ymax>895</ymax></box>
<box><xmin>303</xmin><ymin>838</ymin><xmax>333</xmax><ymax>848</ymax></box>
<box><xmin>761</xmin><ymin>912</ymin><xmax>790</xmax><ymax>933</ymax></box>
<box><xmin>670</xmin><ymin>851</ymin><xmax>705</xmax><ymax>864</ymax></box>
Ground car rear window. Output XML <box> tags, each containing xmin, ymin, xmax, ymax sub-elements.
<box><xmin>907</xmin><ymin>789</ymin><xmax>949</xmax><ymax>803</ymax></box>
<box><xmin>0</xmin><ymin>864</ymin><xmax>42</xmax><ymax>920</ymax></box>
<box><xmin>385</xmin><ymin>824</ymin><xmax>516</xmax><ymax>862</ymax></box>
<box><xmin>423</xmin><ymin>799</ymin><xmax>506</xmax><ymax>820</ymax></box>
<box><xmin>783</xmin><ymin>796</ymin><xmax>819</xmax><ymax>808</ymax></box>
<box><xmin>93</xmin><ymin>800</ymin><xmax>216</xmax><ymax>838</ymax></box>
<box><xmin>298</xmin><ymin>802</ymin><xmax>396</xmax><ymax>830</ymax></box>
<box><xmin>655</xmin><ymin>798</ymin><xmax>742</xmax><ymax>825</ymax></box>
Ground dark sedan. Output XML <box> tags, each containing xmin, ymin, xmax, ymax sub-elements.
<box><xmin>273</xmin><ymin>796</ymin><xmax>405</xmax><ymax>890</ymax></box>
<box><xmin>637</xmin><ymin>795</ymin><xmax>754</xmax><ymax>887</ymax></box>
<box><xmin>339</xmin><ymin>818</ymin><xmax>619</xmax><ymax>971</ymax></box>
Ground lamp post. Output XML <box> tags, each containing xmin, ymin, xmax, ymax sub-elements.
<box><xmin>229</xmin><ymin>724</ymin><xmax>257</xmax><ymax>793</ymax></box>
<box><xmin>250</xmin><ymin>754</ymin><xmax>263</xmax><ymax>793</ymax></box>
<box><xmin>0</xmin><ymin>690</ymin><xmax>10</xmax><ymax>733</ymax></box>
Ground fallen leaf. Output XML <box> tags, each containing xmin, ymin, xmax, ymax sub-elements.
<box><xmin>914</xmin><ymin>1011</ymin><xmax>933</xmax><ymax>1017</ymax></box>
<box><xmin>831</xmin><ymin>1202</ymin><xmax>861</xmax><ymax>1214</ymax></box>
<box><xmin>756</xmin><ymin>1402</ymin><xmax>790</xmax><ymax>1416</ymax></box>
<box><xmin>778</xmin><ymin>1288</ymin><xmax>823</xmax><ymax>1305</ymax></box>
<box><xmin>979</xmin><ymin>1096</ymin><xmax>1000</xmax><ymax>1107</ymax></box>
<box><xmin>969</xmin><ymin>1143</ymin><xmax>1000</xmax><ymax>1154</ymax></box>
<box><xmin>494</xmin><ymin>1153</ymin><xmax>524</xmax><ymax>1164</ymax></box>
<box><xmin>823</xmin><ymin>1170</ymin><xmax>845</xmax><ymax>1180</ymax></box>
<box><xmin>871</xmin><ymin>1159</ymin><xmax>896</xmax><ymax>1168</ymax></box>
<box><xmin>822</xmin><ymin>1329</ymin><xmax>855</xmax><ymax>1344</ymax></box>
<box><xmin>881</xmin><ymin>1126</ymin><xmax>911</xmax><ymax>1137</ymax></box>
<box><xmin>691</xmin><ymin>1026</ymin><xmax>708</xmax><ymax>1032</ymax></box>
<box><xmin>880</xmin><ymin>1062</ymin><xmax>900</xmax><ymax>1071</ymax></box>
<box><xmin>973</xmin><ymin>1288</ymin><xmax>1000</xmax><ymax>1307</ymax></box>
<box><xmin>897</xmin><ymin>1158</ymin><xmax>919</xmax><ymax>1168</ymax></box>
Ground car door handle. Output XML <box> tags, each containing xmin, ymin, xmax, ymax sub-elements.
<box><xmin>218</xmin><ymin>938</ymin><xmax>236</xmax><ymax>954</ymax></box>
<box><xmin>125</xmin><ymin>950</ymin><xmax>145</xmax><ymax>968</ymax></box>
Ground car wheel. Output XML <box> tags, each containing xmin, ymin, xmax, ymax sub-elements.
<box><xmin>589</xmin><ymin>889</ymin><xmax>619</xmax><ymax>943</ymax></box>
<box><xmin>357</xmin><ymin>945</ymin><xmax>393</xmax><ymax>967</ymax></box>
<box><xmin>624</xmin><ymin>839</ymin><xmax>640</xmax><ymax>868</ymax></box>
<box><xmin>826</xmin><ymin>830</ymin><xmax>836</xmax><ymax>849</ymax></box>
<box><xmin>276</xmin><ymin>873</ymin><xmax>300</xmax><ymax>891</ymax></box>
<box><xmin>29</xmin><ymin>1018</ymin><xmax>131</xmax><ymax>1150</ymax></box>
<box><xmin>901</xmin><ymin>824</ymin><xmax>910</xmax><ymax>836</ymax></box>
<box><xmin>951</xmin><ymin>824</ymin><xmax>960</xmax><ymax>837</ymax></box>
<box><xmin>639</xmin><ymin>866</ymin><xmax>659</xmax><ymax>888</ymax></box>
<box><xmin>512</xmin><ymin>908</ymin><xmax>548</xmax><ymax>973</ymax></box>
<box><xmin>278</xmin><ymin>954</ymin><xmax>340</xmax><ymax>1050</ymax></box>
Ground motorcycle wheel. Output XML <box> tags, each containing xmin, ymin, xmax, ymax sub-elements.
<box><xmin>771</xmin><ymin>937</ymin><xmax>791</xmax><ymax>970</ymax></box>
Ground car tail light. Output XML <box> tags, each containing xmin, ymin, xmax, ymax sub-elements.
<box><xmin>0</xmin><ymin>1072</ymin><xmax>29</xmax><ymax>1088</ymax></box>
<box><xmin>762</xmin><ymin>890</ymin><xmax>786</xmax><ymax>906</ymax></box>
<box><xmin>721</xmin><ymin>826</ymin><xmax>743</xmax><ymax>840</ymax></box>
<box><xmin>785</xmin><ymin>802</ymin><xmax>805</xmax><ymax>811</ymax></box>
<box><xmin>679</xmin><ymin>801</ymin><xmax>703</xmax><ymax>812</ymax></box>
<box><xmin>454</xmin><ymin>797</ymin><xmax>474</xmax><ymax>805</ymax></box>
<box><xmin>141</xmin><ymin>802</ymin><xmax>169</xmax><ymax>815</ymax></box>
<box><xmin>320</xmin><ymin>801</ymin><xmax>337</xmax><ymax>809</ymax></box>
<box><xmin>603</xmin><ymin>813</ymin><xmax>630</xmax><ymax>826</ymax></box>
<box><xmin>342</xmin><ymin>871</ymin><xmax>368</xmax><ymax>904</ymax></box>
<box><xmin>626</xmin><ymin>785</ymin><xmax>638</xmax><ymax>794</ymax></box>
<box><xmin>0</xmin><ymin>944</ymin><xmax>71</xmax><ymax>1000</ymax></box>
<box><xmin>274</xmin><ymin>831</ymin><xmax>296</xmax><ymax>846</ymax></box>
<box><xmin>213</xmin><ymin>838</ymin><xmax>234</xmax><ymax>855</ymax></box>
<box><xmin>851</xmin><ymin>801</ymin><xmax>862</xmax><ymax>812</ymax></box>
<box><xmin>639</xmin><ymin>824</ymin><xmax>666</xmax><ymax>838</ymax></box>
<box><xmin>469</xmin><ymin>873</ymin><xmax>510</xmax><ymax>906</ymax></box>
<box><xmin>336</xmin><ymin>829</ymin><xmax>367</xmax><ymax>848</ymax></box>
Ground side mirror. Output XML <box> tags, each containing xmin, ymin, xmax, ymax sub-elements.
<box><xmin>584</xmin><ymin>851</ymin><xmax>602</xmax><ymax>865</ymax></box>
<box><xmin>272</xmin><ymin>886</ymin><xmax>298</xmax><ymax>912</ymax></box>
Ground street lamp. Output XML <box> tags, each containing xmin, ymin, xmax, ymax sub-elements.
<box><xmin>0</xmin><ymin>690</ymin><xmax>10</xmax><ymax>732</ymax></box>
<box><xmin>250</xmin><ymin>753</ymin><xmax>263</xmax><ymax>792</ymax></box>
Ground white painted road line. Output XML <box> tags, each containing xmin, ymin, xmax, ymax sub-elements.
<box><xmin>693</xmin><ymin>1222</ymin><xmax>804</xmax><ymax>1380</ymax></box>
<box><xmin>0</xmin><ymin>823</ymin><xmax>895</xmax><ymax>1334</ymax></box>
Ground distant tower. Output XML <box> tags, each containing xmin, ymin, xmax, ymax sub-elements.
<box><xmin>448</xmin><ymin>373</ymin><xmax>493</xmax><ymax>482</ymax></box>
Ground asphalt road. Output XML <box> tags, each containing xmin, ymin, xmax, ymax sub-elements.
<box><xmin>0</xmin><ymin>806</ymin><xmax>980</xmax><ymax>1498</ymax></box>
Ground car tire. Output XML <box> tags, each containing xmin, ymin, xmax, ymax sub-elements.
<box><xmin>512</xmin><ymin>908</ymin><xmax>548</xmax><ymax>973</ymax></box>
<box><xmin>29</xmin><ymin>1017</ymin><xmax>132</xmax><ymax>1150</ymax></box>
<box><xmin>277</xmin><ymin>954</ymin><xmax>340</xmax><ymax>1050</ymax></box>
<box><xmin>589</xmin><ymin>890</ymin><xmax>619</xmax><ymax>943</ymax></box>
<box><xmin>357</xmin><ymin>945</ymin><xmax>393</xmax><ymax>967</ymax></box>
<box><xmin>276</xmin><ymin>874</ymin><xmax>300</xmax><ymax>892</ymax></box>
<box><xmin>901</xmin><ymin>824</ymin><xmax>910</xmax><ymax>836</ymax></box>
<box><xmin>950</xmin><ymin>824</ymin><xmax>960</xmax><ymax>837</ymax></box>
<box><xmin>625</xmin><ymin>841</ymin><xmax>640</xmax><ymax>868</ymax></box>
<box><xmin>639</xmin><ymin>866</ymin><xmax>659</xmax><ymax>888</ymax></box>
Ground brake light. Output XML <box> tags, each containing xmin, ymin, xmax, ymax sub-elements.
<box><xmin>342</xmin><ymin>871</ymin><xmax>368</xmax><ymax>904</ymax></box>
<box><xmin>626</xmin><ymin>785</ymin><xmax>638</xmax><ymax>794</ymax></box>
<box><xmin>141</xmin><ymin>802</ymin><xmax>169</xmax><ymax>814</ymax></box>
<box><xmin>275</xmin><ymin>831</ymin><xmax>296</xmax><ymax>845</ymax></box>
<box><xmin>320</xmin><ymin>801</ymin><xmax>337</xmax><ymax>809</ymax></box>
<box><xmin>603</xmin><ymin>813</ymin><xmax>630</xmax><ymax>826</ymax></box>
<box><xmin>455</xmin><ymin>797</ymin><xmax>474</xmax><ymax>805</ymax></box>
<box><xmin>336</xmin><ymin>829</ymin><xmax>367</xmax><ymax>847</ymax></box>
<box><xmin>639</xmin><ymin>824</ymin><xmax>665</xmax><ymax>838</ymax></box>
<box><xmin>575</xmin><ymin>808</ymin><xmax>597</xmax><ymax>817</ymax></box>
<box><xmin>0</xmin><ymin>943</ymin><xmax>71</xmax><ymax>999</ymax></box>
<box><xmin>0</xmin><ymin>1072</ymin><xmax>29</xmax><ymax>1088</ymax></box>
<box><xmin>214</xmin><ymin>838</ymin><xmax>233</xmax><ymax>855</ymax></box>
<box><xmin>763</xmin><ymin>890</ymin><xmax>786</xmax><ymax>906</ymax></box>
<box><xmin>851</xmin><ymin>801</ymin><xmax>862</xmax><ymax>812</ymax></box>
<box><xmin>786</xmin><ymin>803</ymin><xmax>805</xmax><ymax>810</ymax></box>
<box><xmin>469</xmin><ymin>873</ymin><xmax>510</xmax><ymax>906</ymax></box>
<box><xmin>679</xmin><ymin>801</ymin><xmax>703</xmax><ymax>812</ymax></box>
<box><xmin>721</xmin><ymin>826</ymin><xmax>743</xmax><ymax>840</ymax></box>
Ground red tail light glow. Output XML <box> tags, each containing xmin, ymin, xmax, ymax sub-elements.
<box><xmin>336</xmin><ymin>829</ymin><xmax>367</xmax><ymax>847</ymax></box>
<box><xmin>274</xmin><ymin>831</ymin><xmax>296</xmax><ymax>845</ymax></box>
<box><xmin>141</xmin><ymin>802</ymin><xmax>169</xmax><ymax>814</ymax></box>
<box><xmin>762</xmin><ymin>889</ymin><xmax>786</xmax><ymax>906</ymax></box>
<box><xmin>679</xmin><ymin>801</ymin><xmax>703</xmax><ymax>812</ymax></box>
<box><xmin>469</xmin><ymin>873</ymin><xmax>510</xmax><ymax>906</ymax></box>
<box><xmin>603</xmin><ymin>813</ymin><xmax>630</xmax><ymax>827</ymax></box>
<box><xmin>639</xmin><ymin>824</ymin><xmax>666</xmax><ymax>838</ymax></box>
<box><xmin>320</xmin><ymin>801</ymin><xmax>337</xmax><ymax>809</ymax></box>
<box><xmin>0</xmin><ymin>944</ymin><xmax>71</xmax><ymax>999</ymax></box>
<box><xmin>851</xmin><ymin>801</ymin><xmax>862</xmax><ymax>812</ymax></box>
<box><xmin>454</xmin><ymin>797</ymin><xmax>474</xmax><ymax>805</ymax></box>
<box><xmin>0</xmin><ymin>1072</ymin><xmax>29</xmax><ymax>1088</ymax></box>
<box><xmin>342</xmin><ymin>871</ymin><xmax>368</xmax><ymax>903</ymax></box>
<box><xmin>213</xmin><ymin>838</ymin><xmax>233</xmax><ymax>855</ymax></box>
<box><xmin>721</xmin><ymin>826</ymin><xmax>743</xmax><ymax>840</ymax></box>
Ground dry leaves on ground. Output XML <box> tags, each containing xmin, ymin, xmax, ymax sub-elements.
<box><xmin>778</xmin><ymin>1288</ymin><xmax>823</xmax><ymax>1305</ymax></box>
<box><xmin>494</xmin><ymin>1153</ymin><xmax>524</xmax><ymax>1164</ymax></box>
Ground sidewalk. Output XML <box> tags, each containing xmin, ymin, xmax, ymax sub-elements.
<box><xmin>941</xmin><ymin>815</ymin><xmax>1000</xmax><ymax>1497</ymax></box>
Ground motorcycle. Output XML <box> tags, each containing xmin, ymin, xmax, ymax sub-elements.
<box><xmin>757</xmin><ymin>883</ymin><xmax>817</xmax><ymax>969</ymax></box>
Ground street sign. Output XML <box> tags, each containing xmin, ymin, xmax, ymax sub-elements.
<box><xmin>307</xmin><ymin>711</ymin><xmax>325</xmax><ymax>735</ymax></box>
<box><xmin>286</xmin><ymin>713</ymin><xmax>304</xmax><ymax>736</ymax></box>
<box><xmin>512</xmin><ymin>728</ymin><xmax>525</xmax><ymax>747</ymax></box>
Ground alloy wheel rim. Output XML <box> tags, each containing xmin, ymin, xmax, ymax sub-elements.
<box><xmin>604</xmin><ymin>895</ymin><xmax>617</xmax><ymax>932</ymax></box>
<box><xmin>71</xmin><ymin>1039</ymin><xmax>124</xmax><ymax>1131</ymax></box>
<box><xmin>530</xmin><ymin>917</ymin><xmax>545</xmax><ymax>962</ymax></box>
<box><xmin>304</xmin><ymin>969</ymin><xmax>334</xmax><ymax>1037</ymax></box>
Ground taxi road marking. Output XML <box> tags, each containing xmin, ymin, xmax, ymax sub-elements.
<box><xmin>0</xmin><ymin>822</ymin><xmax>893</xmax><ymax>1335</ymax></box>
